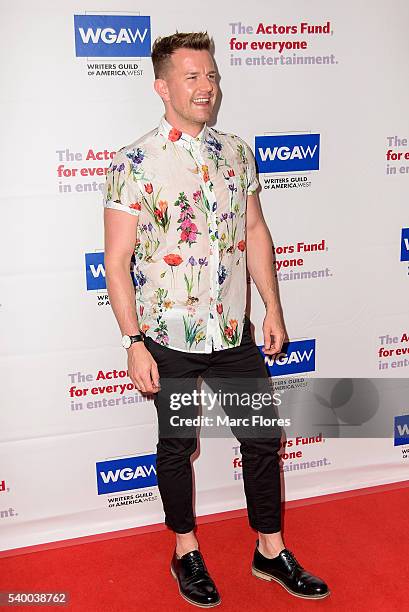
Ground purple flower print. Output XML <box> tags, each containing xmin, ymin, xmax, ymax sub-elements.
<box><xmin>134</xmin><ymin>269</ymin><xmax>147</xmax><ymax>288</ymax></box>
<box><xmin>127</xmin><ymin>147</ymin><xmax>145</xmax><ymax>167</ymax></box>
<box><xmin>218</xmin><ymin>263</ymin><xmax>227</xmax><ymax>285</ymax></box>
<box><xmin>197</xmin><ymin>257</ymin><xmax>208</xmax><ymax>290</ymax></box>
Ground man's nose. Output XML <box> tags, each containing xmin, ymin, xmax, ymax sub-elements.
<box><xmin>198</xmin><ymin>76</ymin><xmax>214</xmax><ymax>92</ymax></box>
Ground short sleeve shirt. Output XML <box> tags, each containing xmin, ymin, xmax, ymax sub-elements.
<box><xmin>102</xmin><ymin>115</ymin><xmax>259</xmax><ymax>353</ymax></box>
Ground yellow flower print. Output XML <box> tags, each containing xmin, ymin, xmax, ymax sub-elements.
<box><xmin>202</xmin><ymin>165</ymin><xmax>210</xmax><ymax>182</ymax></box>
<box><xmin>195</xmin><ymin>331</ymin><xmax>205</xmax><ymax>344</ymax></box>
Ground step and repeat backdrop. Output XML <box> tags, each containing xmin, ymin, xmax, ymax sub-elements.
<box><xmin>1</xmin><ymin>0</ymin><xmax>409</xmax><ymax>553</ymax></box>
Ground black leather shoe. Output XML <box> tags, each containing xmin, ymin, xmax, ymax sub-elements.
<box><xmin>170</xmin><ymin>549</ymin><xmax>221</xmax><ymax>608</ymax></box>
<box><xmin>252</xmin><ymin>540</ymin><xmax>330</xmax><ymax>599</ymax></box>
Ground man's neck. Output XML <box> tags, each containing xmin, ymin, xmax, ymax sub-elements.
<box><xmin>164</xmin><ymin>113</ymin><xmax>205</xmax><ymax>138</ymax></box>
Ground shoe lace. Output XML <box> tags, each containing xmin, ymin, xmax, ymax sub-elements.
<box><xmin>187</xmin><ymin>552</ymin><xmax>207</xmax><ymax>577</ymax></box>
<box><xmin>282</xmin><ymin>549</ymin><xmax>302</xmax><ymax>573</ymax></box>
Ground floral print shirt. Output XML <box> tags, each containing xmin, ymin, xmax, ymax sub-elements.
<box><xmin>102</xmin><ymin>115</ymin><xmax>259</xmax><ymax>353</ymax></box>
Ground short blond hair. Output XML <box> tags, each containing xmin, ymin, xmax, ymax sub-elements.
<box><xmin>151</xmin><ymin>32</ymin><xmax>213</xmax><ymax>78</ymax></box>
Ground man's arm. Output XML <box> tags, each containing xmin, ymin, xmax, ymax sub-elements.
<box><xmin>246</xmin><ymin>191</ymin><xmax>287</xmax><ymax>355</ymax></box>
<box><xmin>104</xmin><ymin>208</ymin><xmax>160</xmax><ymax>393</ymax></box>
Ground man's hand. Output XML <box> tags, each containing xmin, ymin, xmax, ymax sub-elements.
<box><xmin>262</xmin><ymin>311</ymin><xmax>287</xmax><ymax>356</ymax></box>
<box><xmin>127</xmin><ymin>343</ymin><xmax>160</xmax><ymax>394</ymax></box>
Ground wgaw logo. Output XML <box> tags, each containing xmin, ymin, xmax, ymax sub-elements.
<box><xmin>255</xmin><ymin>134</ymin><xmax>320</xmax><ymax>174</ymax></box>
<box><xmin>85</xmin><ymin>251</ymin><xmax>137</xmax><ymax>291</ymax></box>
<box><xmin>394</xmin><ymin>415</ymin><xmax>409</xmax><ymax>446</ymax></box>
<box><xmin>85</xmin><ymin>252</ymin><xmax>106</xmax><ymax>290</ymax></box>
<box><xmin>400</xmin><ymin>228</ymin><xmax>409</xmax><ymax>262</ymax></box>
<box><xmin>74</xmin><ymin>14</ymin><xmax>151</xmax><ymax>57</ymax></box>
<box><xmin>260</xmin><ymin>339</ymin><xmax>316</xmax><ymax>376</ymax></box>
<box><xmin>96</xmin><ymin>454</ymin><xmax>157</xmax><ymax>495</ymax></box>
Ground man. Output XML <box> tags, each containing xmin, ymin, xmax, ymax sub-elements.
<box><xmin>103</xmin><ymin>32</ymin><xmax>329</xmax><ymax>607</ymax></box>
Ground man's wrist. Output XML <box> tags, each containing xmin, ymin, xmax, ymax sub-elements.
<box><xmin>121</xmin><ymin>333</ymin><xmax>144</xmax><ymax>349</ymax></box>
<box><xmin>264</xmin><ymin>300</ymin><xmax>281</xmax><ymax>313</ymax></box>
<box><xmin>127</xmin><ymin>341</ymin><xmax>146</xmax><ymax>352</ymax></box>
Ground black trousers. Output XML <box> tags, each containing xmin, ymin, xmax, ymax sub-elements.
<box><xmin>144</xmin><ymin>317</ymin><xmax>282</xmax><ymax>534</ymax></box>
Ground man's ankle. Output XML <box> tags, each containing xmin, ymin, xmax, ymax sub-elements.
<box><xmin>175</xmin><ymin>533</ymin><xmax>199</xmax><ymax>558</ymax></box>
<box><xmin>176</xmin><ymin>544</ymin><xmax>199</xmax><ymax>558</ymax></box>
<box><xmin>257</xmin><ymin>532</ymin><xmax>285</xmax><ymax>559</ymax></box>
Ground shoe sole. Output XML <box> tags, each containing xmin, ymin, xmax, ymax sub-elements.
<box><xmin>251</xmin><ymin>565</ymin><xmax>331</xmax><ymax>600</ymax></box>
<box><xmin>170</xmin><ymin>565</ymin><xmax>221</xmax><ymax>608</ymax></box>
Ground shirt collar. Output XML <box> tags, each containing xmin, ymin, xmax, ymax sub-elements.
<box><xmin>157</xmin><ymin>115</ymin><xmax>208</xmax><ymax>150</ymax></box>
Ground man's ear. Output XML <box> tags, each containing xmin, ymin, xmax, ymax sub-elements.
<box><xmin>154</xmin><ymin>78</ymin><xmax>170</xmax><ymax>102</ymax></box>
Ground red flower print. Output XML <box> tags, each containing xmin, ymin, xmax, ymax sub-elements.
<box><xmin>154</xmin><ymin>209</ymin><xmax>163</xmax><ymax>219</ymax></box>
<box><xmin>158</xmin><ymin>200</ymin><xmax>168</xmax><ymax>214</ymax></box>
<box><xmin>216</xmin><ymin>303</ymin><xmax>223</xmax><ymax>314</ymax></box>
<box><xmin>180</xmin><ymin>219</ymin><xmax>198</xmax><ymax>243</ymax></box>
<box><xmin>168</xmin><ymin>128</ymin><xmax>182</xmax><ymax>142</ymax></box>
<box><xmin>163</xmin><ymin>254</ymin><xmax>183</xmax><ymax>267</ymax></box>
<box><xmin>130</xmin><ymin>202</ymin><xmax>142</xmax><ymax>210</ymax></box>
<box><xmin>237</xmin><ymin>240</ymin><xmax>246</xmax><ymax>252</ymax></box>
<box><xmin>144</xmin><ymin>183</ymin><xmax>153</xmax><ymax>194</ymax></box>
<box><xmin>202</xmin><ymin>165</ymin><xmax>210</xmax><ymax>182</ymax></box>
<box><xmin>224</xmin><ymin>326</ymin><xmax>233</xmax><ymax>338</ymax></box>
<box><xmin>139</xmin><ymin>305</ymin><xmax>144</xmax><ymax>316</ymax></box>
<box><xmin>181</xmin><ymin>229</ymin><xmax>197</xmax><ymax>242</ymax></box>
<box><xmin>227</xmin><ymin>169</ymin><xmax>235</xmax><ymax>177</ymax></box>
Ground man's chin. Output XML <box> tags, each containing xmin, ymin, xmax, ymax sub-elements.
<box><xmin>192</xmin><ymin>108</ymin><xmax>213</xmax><ymax>123</ymax></box>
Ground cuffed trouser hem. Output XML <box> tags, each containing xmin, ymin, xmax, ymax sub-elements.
<box><xmin>249</xmin><ymin>524</ymin><xmax>282</xmax><ymax>534</ymax></box>
<box><xmin>167</xmin><ymin>523</ymin><xmax>197</xmax><ymax>534</ymax></box>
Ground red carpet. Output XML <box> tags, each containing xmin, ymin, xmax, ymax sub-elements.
<box><xmin>1</xmin><ymin>485</ymin><xmax>407</xmax><ymax>611</ymax></box>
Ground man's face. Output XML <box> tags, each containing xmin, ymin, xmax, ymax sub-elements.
<box><xmin>157</xmin><ymin>48</ymin><xmax>218</xmax><ymax>133</ymax></box>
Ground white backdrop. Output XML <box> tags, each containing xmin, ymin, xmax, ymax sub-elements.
<box><xmin>1</xmin><ymin>0</ymin><xmax>409</xmax><ymax>553</ymax></box>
